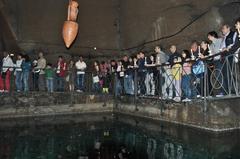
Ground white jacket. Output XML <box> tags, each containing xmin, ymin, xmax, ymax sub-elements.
<box><xmin>75</xmin><ymin>61</ymin><xmax>87</xmax><ymax>74</ymax></box>
<box><xmin>2</xmin><ymin>55</ymin><xmax>14</xmax><ymax>72</ymax></box>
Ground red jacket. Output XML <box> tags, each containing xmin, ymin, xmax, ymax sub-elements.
<box><xmin>56</xmin><ymin>61</ymin><xmax>67</xmax><ymax>77</ymax></box>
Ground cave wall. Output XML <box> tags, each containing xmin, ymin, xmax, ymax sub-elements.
<box><xmin>119</xmin><ymin>0</ymin><xmax>240</xmax><ymax>54</ymax></box>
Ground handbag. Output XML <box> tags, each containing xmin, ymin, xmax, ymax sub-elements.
<box><xmin>93</xmin><ymin>75</ymin><xmax>100</xmax><ymax>83</ymax></box>
<box><xmin>192</xmin><ymin>60</ymin><xmax>204</xmax><ymax>75</ymax></box>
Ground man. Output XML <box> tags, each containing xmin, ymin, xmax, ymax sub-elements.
<box><xmin>221</xmin><ymin>24</ymin><xmax>237</xmax><ymax>94</ymax></box>
<box><xmin>221</xmin><ymin>24</ymin><xmax>237</xmax><ymax>52</ymax></box>
<box><xmin>155</xmin><ymin>46</ymin><xmax>169</xmax><ymax>97</ymax></box>
<box><xmin>122</xmin><ymin>55</ymin><xmax>134</xmax><ymax>95</ymax></box>
<box><xmin>228</xmin><ymin>18</ymin><xmax>240</xmax><ymax>54</ymax></box>
<box><xmin>208</xmin><ymin>31</ymin><xmax>225</xmax><ymax>96</ymax></box>
<box><xmin>0</xmin><ymin>52</ymin><xmax>14</xmax><ymax>93</ymax></box>
<box><xmin>37</xmin><ymin>52</ymin><xmax>46</xmax><ymax>91</ymax></box>
<box><xmin>137</xmin><ymin>52</ymin><xmax>146</xmax><ymax>95</ymax></box>
<box><xmin>190</xmin><ymin>41</ymin><xmax>199</xmax><ymax>59</ymax></box>
<box><xmin>75</xmin><ymin>56</ymin><xmax>87</xmax><ymax>92</ymax></box>
<box><xmin>223</xmin><ymin>18</ymin><xmax>240</xmax><ymax>94</ymax></box>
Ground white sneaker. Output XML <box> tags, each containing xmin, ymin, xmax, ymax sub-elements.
<box><xmin>182</xmin><ymin>98</ymin><xmax>191</xmax><ymax>102</ymax></box>
<box><xmin>0</xmin><ymin>90</ymin><xmax>4</xmax><ymax>93</ymax></box>
<box><xmin>76</xmin><ymin>90</ymin><xmax>81</xmax><ymax>93</ymax></box>
<box><xmin>173</xmin><ymin>97</ymin><xmax>181</xmax><ymax>102</ymax></box>
<box><xmin>197</xmin><ymin>95</ymin><xmax>201</xmax><ymax>98</ymax></box>
<box><xmin>168</xmin><ymin>96</ymin><xmax>173</xmax><ymax>100</ymax></box>
<box><xmin>216</xmin><ymin>94</ymin><xmax>224</xmax><ymax>97</ymax></box>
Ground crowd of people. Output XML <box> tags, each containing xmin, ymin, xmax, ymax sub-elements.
<box><xmin>0</xmin><ymin>18</ymin><xmax>239</xmax><ymax>102</ymax></box>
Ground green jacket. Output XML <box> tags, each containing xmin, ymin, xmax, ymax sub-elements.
<box><xmin>45</xmin><ymin>67</ymin><xmax>54</xmax><ymax>78</ymax></box>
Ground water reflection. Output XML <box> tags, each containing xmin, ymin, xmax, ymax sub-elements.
<box><xmin>0</xmin><ymin>114</ymin><xmax>239</xmax><ymax>159</ymax></box>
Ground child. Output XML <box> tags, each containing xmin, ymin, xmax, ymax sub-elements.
<box><xmin>181</xmin><ymin>50</ymin><xmax>192</xmax><ymax>102</ymax></box>
<box><xmin>45</xmin><ymin>63</ymin><xmax>54</xmax><ymax>92</ymax></box>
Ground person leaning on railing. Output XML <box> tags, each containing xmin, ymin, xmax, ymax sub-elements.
<box><xmin>208</xmin><ymin>31</ymin><xmax>226</xmax><ymax>97</ymax></box>
<box><xmin>200</xmin><ymin>40</ymin><xmax>213</xmax><ymax>96</ymax></box>
<box><xmin>168</xmin><ymin>45</ymin><xmax>182</xmax><ymax>101</ymax></box>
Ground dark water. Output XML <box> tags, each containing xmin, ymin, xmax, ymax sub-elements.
<box><xmin>0</xmin><ymin>113</ymin><xmax>239</xmax><ymax>159</ymax></box>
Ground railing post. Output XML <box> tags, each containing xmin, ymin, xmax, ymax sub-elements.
<box><xmin>134</xmin><ymin>69</ymin><xmax>138</xmax><ymax>110</ymax></box>
<box><xmin>203</xmin><ymin>61</ymin><xmax>208</xmax><ymax>112</ymax></box>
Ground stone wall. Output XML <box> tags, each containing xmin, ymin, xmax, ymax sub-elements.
<box><xmin>0</xmin><ymin>92</ymin><xmax>113</xmax><ymax>118</ymax></box>
<box><xmin>0</xmin><ymin>92</ymin><xmax>240</xmax><ymax>132</ymax></box>
<box><xmin>114</xmin><ymin>97</ymin><xmax>240</xmax><ymax>132</ymax></box>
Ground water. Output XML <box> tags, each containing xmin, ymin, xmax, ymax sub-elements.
<box><xmin>0</xmin><ymin>113</ymin><xmax>239</xmax><ymax>159</ymax></box>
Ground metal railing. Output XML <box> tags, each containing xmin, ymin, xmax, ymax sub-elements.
<box><xmin>0</xmin><ymin>49</ymin><xmax>239</xmax><ymax>112</ymax></box>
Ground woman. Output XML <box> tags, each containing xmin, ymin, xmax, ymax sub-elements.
<box><xmin>99</xmin><ymin>61</ymin><xmax>109</xmax><ymax>94</ymax></box>
<box><xmin>92</xmin><ymin>61</ymin><xmax>100</xmax><ymax>93</ymax></box>
<box><xmin>21</xmin><ymin>55</ymin><xmax>32</xmax><ymax>92</ymax></box>
<box><xmin>67</xmin><ymin>59</ymin><xmax>75</xmax><ymax>92</ymax></box>
<box><xmin>200</xmin><ymin>40</ymin><xmax>213</xmax><ymax>96</ymax></box>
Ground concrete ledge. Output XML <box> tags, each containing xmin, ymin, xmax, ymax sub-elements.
<box><xmin>0</xmin><ymin>93</ymin><xmax>240</xmax><ymax>132</ymax></box>
<box><xmin>114</xmin><ymin>97</ymin><xmax>240</xmax><ymax>132</ymax></box>
<box><xmin>0</xmin><ymin>92</ymin><xmax>113</xmax><ymax>119</ymax></box>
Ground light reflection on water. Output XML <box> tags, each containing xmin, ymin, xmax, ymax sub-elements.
<box><xmin>0</xmin><ymin>113</ymin><xmax>239</xmax><ymax>159</ymax></box>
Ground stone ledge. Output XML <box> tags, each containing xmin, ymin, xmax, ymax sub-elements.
<box><xmin>114</xmin><ymin>97</ymin><xmax>240</xmax><ymax>132</ymax></box>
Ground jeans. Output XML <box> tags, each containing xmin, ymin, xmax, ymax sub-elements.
<box><xmin>124</xmin><ymin>74</ymin><xmax>134</xmax><ymax>95</ymax></box>
<box><xmin>162</xmin><ymin>72</ymin><xmax>173</xmax><ymax>98</ymax></box>
<box><xmin>92</xmin><ymin>82</ymin><xmax>100</xmax><ymax>93</ymax></box>
<box><xmin>22</xmin><ymin>71</ymin><xmax>30</xmax><ymax>92</ymax></box>
<box><xmin>145</xmin><ymin>72</ymin><xmax>155</xmax><ymax>95</ymax></box>
<box><xmin>138</xmin><ymin>71</ymin><xmax>146</xmax><ymax>95</ymax></box>
<box><xmin>32</xmin><ymin>73</ymin><xmax>39</xmax><ymax>91</ymax></box>
<box><xmin>115</xmin><ymin>77</ymin><xmax>123</xmax><ymax>96</ymax></box>
<box><xmin>46</xmin><ymin>78</ymin><xmax>54</xmax><ymax>92</ymax></box>
<box><xmin>77</xmin><ymin>74</ymin><xmax>85</xmax><ymax>91</ymax></box>
<box><xmin>182</xmin><ymin>74</ymin><xmax>192</xmax><ymax>98</ymax></box>
<box><xmin>174</xmin><ymin>79</ymin><xmax>182</xmax><ymax>98</ymax></box>
<box><xmin>56</xmin><ymin>76</ymin><xmax>64</xmax><ymax>92</ymax></box>
<box><xmin>15</xmin><ymin>71</ymin><xmax>22</xmax><ymax>91</ymax></box>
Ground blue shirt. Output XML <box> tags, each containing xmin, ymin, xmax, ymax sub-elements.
<box><xmin>22</xmin><ymin>61</ymin><xmax>32</xmax><ymax>72</ymax></box>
